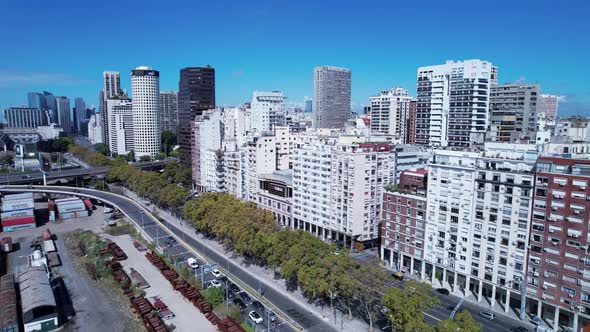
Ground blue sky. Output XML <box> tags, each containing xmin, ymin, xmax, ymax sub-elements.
<box><xmin>0</xmin><ymin>0</ymin><xmax>589</xmax><ymax>116</ymax></box>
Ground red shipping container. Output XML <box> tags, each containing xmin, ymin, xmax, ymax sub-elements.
<box><xmin>1</xmin><ymin>216</ymin><xmax>35</xmax><ymax>226</ymax></box>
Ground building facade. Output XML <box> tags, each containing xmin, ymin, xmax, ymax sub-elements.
<box><xmin>408</xmin><ymin>100</ymin><xmax>417</xmax><ymax>144</ymax></box>
<box><xmin>159</xmin><ymin>91</ymin><xmax>178</xmax><ymax>134</ymax></box>
<box><xmin>106</xmin><ymin>98</ymin><xmax>134</xmax><ymax>155</ymax></box>
<box><xmin>55</xmin><ymin>96</ymin><xmax>71</xmax><ymax>133</ymax></box>
<box><xmin>539</xmin><ymin>94</ymin><xmax>559</xmax><ymax>118</ymax></box>
<box><xmin>313</xmin><ymin>66</ymin><xmax>351</xmax><ymax>129</ymax></box>
<box><xmin>74</xmin><ymin>97</ymin><xmax>86</xmax><ymax>133</ymax></box>
<box><xmin>87</xmin><ymin>113</ymin><xmax>103</xmax><ymax>144</ymax></box>
<box><xmin>369</xmin><ymin>87</ymin><xmax>412</xmax><ymax>143</ymax></box>
<box><xmin>257</xmin><ymin>170</ymin><xmax>293</xmax><ymax>228</ymax></box>
<box><xmin>489</xmin><ymin>84</ymin><xmax>539</xmax><ymax>143</ymax></box>
<box><xmin>416</xmin><ymin>59</ymin><xmax>497</xmax><ymax>148</ymax></box>
<box><xmin>131</xmin><ymin>66</ymin><xmax>161</xmax><ymax>158</ymax></box>
<box><xmin>3</xmin><ymin>107</ymin><xmax>46</xmax><ymax>128</ymax></box>
<box><xmin>250</xmin><ymin>91</ymin><xmax>286</xmax><ymax>133</ymax></box>
<box><xmin>178</xmin><ymin>66</ymin><xmax>215</xmax><ymax>167</ymax></box>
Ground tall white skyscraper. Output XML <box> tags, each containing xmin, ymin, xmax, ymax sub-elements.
<box><xmin>416</xmin><ymin>59</ymin><xmax>497</xmax><ymax>148</ymax></box>
<box><xmin>131</xmin><ymin>66</ymin><xmax>161</xmax><ymax>158</ymax></box>
<box><xmin>107</xmin><ymin>98</ymin><xmax>134</xmax><ymax>155</ymax></box>
<box><xmin>313</xmin><ymin>66</ymin><xmax>351</xmax><ymax>129</ymax></box>
<box><xmin>250</xmin><ymin>91</ymin><xmax>286</xmax><ymax>133</ymax></box>
<box><xmin>103</xmin><ymin>71</ymin><xmax>122</xmax><ymax>99</ymax></box>
<box><xmin>369</xmin><ymin>87</ymin><xmax>412</xmax><ymax>143</ymax></box>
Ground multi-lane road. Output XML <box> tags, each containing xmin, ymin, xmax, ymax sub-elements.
<box><xmin>0</xmin><ymin>185</ymin><xmax>535</xmax><ymax>331</ymax></box>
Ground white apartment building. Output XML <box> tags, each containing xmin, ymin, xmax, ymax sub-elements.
<box><xmin>194</xmin><ymin>109</ymin><xmax>224</xmax><ymax>192</ymax></box>
<box><xmin>131</xmin><ymin>66</ymin><xmax>161</xmax><ymax>158</ymax></box>
<box><xmin>106</xmin><ymin>98</ymin><xmax>134</xmax><ymax>155</ymax></box>
<box><xmin>369</xmin><ymin>87</ymin><xmax>412</xmax><ymax>143</ymax></box>
<box><xmin>422</xmin><ymin>144</ymin><xmax>537</xmax><ymax>310</ymax></box>
<box><xmin>223</xmin><ymin>148</ymin><xmax>247</xmax><ymax>200</ymax></box>
<box><xmin>245</xmin><ymin>134</ymin><xmax>277</xmax><ymax>202</ymax></box>
<box><xmin>250</xmin><ymin>91</ymin><xmax>286</xmax><ymax>133</ymax></box>
<box><xmin>292</xmin><ymin>135</ymin><xmax>392</xmax><ymax>244</ymax></box>
<box><xmin>87</xmin><ymin>114</ymin><xmax>103</xmax><ymax>145</ymax></box>
<box><xmin>416</xmin><ymin>59</ymin><xmax>497</xmax><ymax>148</ymax></box>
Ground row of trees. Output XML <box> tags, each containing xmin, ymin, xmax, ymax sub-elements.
<box><xmin>68</xmin><ymin>144</ymin><xmax>112</xmax><ymax>167</ymax></box>
<box><xmin>107</xmin><ymin>161</ymin><xmax>190</xmax><ymax>211</ymax></box>
<box><xmin>181</xmin><ymin>193</ymin><xmax>481</xmax><ymax>331</ymax></box>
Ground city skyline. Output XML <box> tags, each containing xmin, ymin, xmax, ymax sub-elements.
<box><xmin>0</xmin><ymin>1</ymin><xmax>589</xmax><ymax>116</ymax></box>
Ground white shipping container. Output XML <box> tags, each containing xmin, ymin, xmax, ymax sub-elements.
<box><xmin>1</xmin><ymin>208</ymin><xmax>34</xmax><ymax>220</ymax></box>
<box><xmin>57</xmin><ymin>202</ymin><xmax>87</xmax><ymax>213</ymax></box>
<box><xmin>2</xmin><ymin>200</ymin><xmax>35</xmax><ymax>211</ymax></box>
<box><xmin>54</xmin><ymin>197</ymin><xmax>82</xmax><ymax>204</ymax></box>
<box><xmin>2</xmin><ymin>192</ymin><xmax>34</xmax><ymax>201</ymax></box>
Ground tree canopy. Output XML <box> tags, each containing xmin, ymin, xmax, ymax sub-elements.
<box><xmin>94</xmin><ymin>143</ymin><xmax>110</xmax><ymax>156</ymax></box>
<box><xmin>436</xmin><ymin>311</ymin><xmax>481</xmax><ymax>332</ymax></box>
<box><xmin>382</xmin><ymin>279</ymin><xmax>440</xmax><ymax>332</ymax></box>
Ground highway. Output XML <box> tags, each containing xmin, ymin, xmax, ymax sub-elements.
<box><xmin>0</xmin><ymin>185</ymin><xmax>334</xmax><ymax>332</ymax></box>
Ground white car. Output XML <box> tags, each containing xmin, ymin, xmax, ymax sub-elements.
<box><xmin>248</xmin><ymin>311</ymin><xmax>263</xmax><ymax>324</ymax></box>
<box><xmin>187</xmin><ymin>257</ymin><xmax>199</xmax><ymax>269</ymax></box>
<box><xmin>209</xmin><ymin>280</ymin><xmax>222</xmax><ymax>288</ymax></box>
<box><xmin>104</xmin><ymin>207</ymin><xmax>113</xmax><ymax>213</ymax></box>
<box><xmin>211</xmin><ymin>269</ymin><xmax>222</xmax><ymax>278</ymax></box>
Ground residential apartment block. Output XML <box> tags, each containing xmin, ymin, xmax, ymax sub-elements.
<box><xmin>489</xmin><ymin>84</ymin><xmax>539</xmax><ymax>143</ymax></box>
<box><xmin>369</xmin><ymin>87</ymin><xmax>412</xmax><ymax>143</ymax></box>
<box><xmin>313</xmin><ymin>66</ymin><xmax>351</xmax><ymax>129</ymax></box>
<box><xmin>250</xmin><ymin>91</ymin><xmax>286</xmax><ymax>133</ymax></box>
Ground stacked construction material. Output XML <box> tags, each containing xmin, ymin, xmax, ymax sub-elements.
<box><xmin>54</xmin><ymin>197</ymin><xmax>88</xmax><ymax>220</ymax></box>
<box><xmin>217</xmin><ymin>317</ymin><xmax>246</xmax><ymax>332</ymax></box>
<box><xmin>1</xmin><ymin>192</ymin><xmax>36</xmax><ymax>232</ymax></box>
<box><xmin>0</xmin><ymin>274</ymin><xmax>18</xmax><ymax>332</ymax></box>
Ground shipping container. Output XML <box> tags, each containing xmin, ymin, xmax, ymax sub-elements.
<box><xmin>54</xmin><ymin>197</ymin><xmax>81</xmax><ymax>204</ymax></box>
<box><xmin>1</xmin><ymin>223</ymin><xmax>35</xmax><ymax>232</ymax></box>
<box><xmin>1</xmin><ymin>216</ymin><xmax>36</xmax><ymax>227</ymax></box>
<box><xmin>2</xmin><ymin>192</ymin><xmax>33</xmax><ymax>201</ymax></box>
<box><xmin>2</xmin><ymin>200</ymin><xmax>35</xmax><ymax>212</ymax></box>
<box><xmin>1</xmin><ymin>208</ymin><xmax>34</xmax><ymax>220</ymax></box>
<box><xmin>56</xmin><ymin>202</ymin><xmax>86</xmax><ymax>214</ymax></box>
<box><xmin>59</xmin><ymin>210</ymin><xmax>89</xmax><ymax>220</ymax></box>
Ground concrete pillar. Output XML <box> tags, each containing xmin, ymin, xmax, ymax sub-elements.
<box><xmin>410</xmin><ymin>257</ymin><xmax>415</xmax><ymax>276</ymax></box>
<box><xmin>465</xmin><ymin>276</ymin><xmax>471</xmax><ymax>296</ymax></box>
<box><xmin>442</xmin><ymin>269</ymin><xmax>447</xmax><ymax>288</ymax></box>
<box><xmin>478</xmin><ymin>280</ymin><xmax>483</xmax><ymax>302</ymax></box>
<box><xmin>553</xmin><ymin>306</ymin><xmax>559</xmax><ymax>332</ymax></box>
<box><xmin>491</xmin><ymin>285</ymin><xmax>497</xmax><ymax>308</ymax></box>
<box><xmin>573</xmin><ymin>311</ymin><xmax>578</xmax><ymax>332</ymax></box>
<box><xmin>400</xmin><ymin>253</ymin><xmax>404</xmax><ymax>272</ymax></box>
<box><xmin>389</xmin><ymin>250</ymin><xmax>394</xmax><ymax>268</ymax></box>
<box><xmin>420</xmin><ymin>261</ymin><xmax>426</xmax><ymax>281</ymax></box>
<box><xmin>537</xmin><ymin>300</ymin><xmax>542</xmax><ymax>319</ymax></box>
<box><xmin>380</xmin><ymin>246</ymin><xmax>385</xmax><ymax>261</ymax></box>
<box><xmin>505</xmin><ymin>290</ymin><xmax>511</xmax><ymax>313</ymax></box>
<box><xmin>431</xmin><ymin>266</ymin><xmax>436</xmax><ymax>284</ymax></box>
<box><xmin>452</xmin><ymin>272</ymin><xmax>458</xmax><ymax>292</ymax></box>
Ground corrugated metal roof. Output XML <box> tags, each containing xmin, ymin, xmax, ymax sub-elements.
<box><xmin>18</xmin><ymin>266</ymin><xmax>56</xmax><ymax>314</ymax></box>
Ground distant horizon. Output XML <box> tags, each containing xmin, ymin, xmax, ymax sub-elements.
<box><xmin>1</xmin><ymin>0</ymin><xmax>589</xmax><ymax>117</ymax></box>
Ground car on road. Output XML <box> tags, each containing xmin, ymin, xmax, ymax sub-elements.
<box><xmin>267</xmin><ymin>310</ymin><xmax>277</xmax><ymax>322</ymax></box>
<box><xmin>229</xmin><ymin>283</ymin><xmax>240</xmax><ymax>293</ymax></box>
<box><xmin>239</xmin><ymin>291</ymin><xmax>251</xmax><ymax>302</ymax></box>
<box><xmin>104</xmin><ymin>207</ymin><xmax>114</xmax><ymax>213</ymax></box>
<box><xmin>218</xmin><ymin>275</ymin><xmax>228</xmax><ymax>283</ymax></box>
<box><xmin>479</xmin><ymin>311</ymin><xmax>495</xmax><ymax>320</ymax></box>
<box><xmin>164</xmin><ymin>236</ymin><xmax>177</xmax><ymax>247</ymax></box>
<box><xmin>251</xmin><ymin>300</ymin><xmax>264</xmax><ymax>312</ymax></box>
<box><xmin>392</xmin><ymin>272</ymin><xmax>404</xmax><ymax>280</ymax></box>
<box><xmin>22</xmin><ymin>174</ymin><xmax>32</xmax><ymax>179</ymax></box>
<box><xmin>232</xmin><ymin>298</ymin><xmax>246</xmax><ymax>309</ymax></box>
<box><xmin>248</xmin><ymin>311</ymin><xmax>263</xmax><ymax>324</ymax></box>
<box><xmin>227</xmin><ymin>291</ymin><xmax>235</xmax><ymax>299</ymax></box>
<box><xmin>187</xmin><ymin>257</ymin><xmax>199</xmax><ymax>269</ymax></box>
<box><xmin>436</xmin><ymin>288</ymin><xmax>450</xmax><ymax>295</ymax></box>
<box><xmin>208</xmin><ymin>280</ymin><xmax>222</xmax><ymax>288</ymax></box>
<box><xmin>510</xmin><ymin>327</ymin><xmax>529</xmax><ymax>332</ymax></box>
<box><xmin>211</xmin><ymin>269</ymin><xmax>222</xmax><ymax>278</ymax></box>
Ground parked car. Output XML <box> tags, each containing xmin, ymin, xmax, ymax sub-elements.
<box><xmin>164</xmin><ymin>236</ymin><xmax>177</xmax><ymax>247</ymax></box>
<box><xmin>267</xmin><ymin>310</ymin><xmax>277</xmax><ymax>322</ymax></box>
<box><xmin>218</xmin><ymin>275</ymin><xmax>228</xmax><ymax>283</ymax></box>
<box><xmin>239</xmin><ymin>291</ymin><xmax>251</xmax><ymax>302</ymax></box>
<box><xmin>248</xmin><ymin>311</ymin><xmax>263</xmax><ymax>324</ymax></box>
<box><xmin>393</xmin><ymin>272</ymin><xmax>404</xmax><ymax>280</ymax></box>
<box><xmin>232</xmin><ymin>298</ymin><xmax>246</xmax><ymax>309</ymax></box>
<box><xmin>436</xmin><ymin>288</ymin><xmax>450</xmax><ymax>295</ymax></box>
<box><xmin>227</xmin><ymin>291</ymin><xmax>235</xmax><ymax>299</ymax></box>
<box><xmin>479</xmin><ymin>311</ymin><xmax>495</xmax><ymax>320</ymax></box>
<box><xmin>229</xmin><ymin>283</ymin><xmax>240</xmax><ymax>293</ymax></box>
<box><xmin>252</xmin><ymin>300</ymin><xmax>264</xmax><ymax>312</ymax></box>
<box><xmin>104</xmin><ymin>207</ymin><xmax>114</xmax><ymax>213</ymax></box>
<box><xmin>187</xmin><ymin>257</ymin><xmax>199</xmax><ymax>269</ymax></box>
<box><xmin>209</xmin><ymin>280</ymin><xmax>222</xmax><ymax>288</ymax></box>
<box><xmin>211</xmin><ymin>269</ymin><xmax>222</xmax><ymax>278</ymax></box>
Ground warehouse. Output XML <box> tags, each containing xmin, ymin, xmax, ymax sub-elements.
<box><xmin>54</xmin><ymin>197</ymin><xmax>88</xmax><ymax>220</ymax></box>
<box><xmin>18</xmin><ymin>266</ymin><xmax>58</xmax><ymax>332</ymax></box>
<box><xmin>1</xmin><ymin>192</ymin><xmax>36</xmax><ymax>232</ymax></box>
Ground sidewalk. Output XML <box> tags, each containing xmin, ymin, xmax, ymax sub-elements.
<box><xmin>125</xmin><ymin>190</ymin><xmax>371</xmax><ymax>332</ymax></box>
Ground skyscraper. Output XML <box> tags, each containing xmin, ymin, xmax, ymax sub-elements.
<box><xmin>250</xmin><ymin>91</ymin><xmax>286</xmax><ymax>132</ymax></box>
<box><xmin>304</xmin><ymin>97</ymin><xmax>313</xmax><ymax>113</ymax></box>
<box><xmin>416</xmin><ymin>59</ymin><xmax>497</xmax><ymax>148</ymax></box>
<box><xmin>74</xmin><ymin>97</ymin><xmax>86</xmax><ymax>133</ymax></box>
<box><xmin>408</xmin><ymin>100</ymin><xmax>417</xmax><ymax>144</ymax></box>
<box><xmin>27</xmin><ymin>91</ymin><xmax>55</xmax><ymax>124</ymax></box>
<box><xmin>489</xmin><ymin>84</ymin><xmax>539</xmax><ymax>143</ymax></box>
<box><xmin>100</xmin><ymin>71</ymin><xmax>124</xmax><ymax>143</ymax></box>
<box><xmin>313</xmin><ymin>66</ymin><xmax>351</xmax><ymax>129</ymax></box>
<box><xmin>369</xmin><ymin>87</ymin><xmax>411</xmax><ymax>143</ymax></box>
<box><xmin>178</xmin><ymin>66</ymin><xmax>215</xmax><ymax>167</ymax></box>
<box><xmin>55</xmin><ymin>96</ymin><xmax>72</xmax><ymax>133</ymax></box>
<box><xmin>159</xmin><ymin>91</ymin><xmax>178</xmax><ymax>134</ymax></box>
<box><xmin>538</xmin><ymin>94</ymin><xmax>559</xmax><ymax>118</ymax></box>
<box><xmin>107</xmin><ymin>97</ymin><xmax>134</xmax><ymax>155</ymax></box>
<box><xmin>131</xmin><ymin>66</ymin><xmax>161</xmax><ymax>158</ymax></box>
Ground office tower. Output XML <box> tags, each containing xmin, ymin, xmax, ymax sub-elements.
<box><xmin>416</xmin><ymin>59</ymin><xmax>497</xmax><ymax>147</ymax></box>
<box><xmin>27</xmin><ymin>92</ymin><xmax>47</xmax><ymax>112</ymax></box>
<box><xmin>304</xmin><ymin>97</ymin><xmax>313</xmax><ymax>113</ymax></box>
<box><xmin>3</xmin><ymin>107</ymin><xmax>46</xmax><ymax>128</ymax></box>
<box><xmin>408</xmin><ymin>100</ymin><xmax>417</xmax><ymax>144</ymax></box>
<box><xmin>27</xmin><ymin>91</ymin><xmax>55</xmax><ymax>123</ymax></box>
<box><xmin>55</xmin><ymin>96</ymin><xmax>72</xmax><ymax>133</ymax></box>
<box><xmin>527</xmin><ymin>157</ymin><xmax>590</xmax><ymax>332</ymax></box>
<box><xmin>87</xmin><ymin>114</ymin><xmax>103</xmax><ymax>144</ymax></box>
<box><xmin>538</xmin><ymin>94</ymin><xmax>559</xmax><ymax>118</ymax></box>
<box><xmin>103</xmin><ymin>71</ymin><xmax>122</xmax><ymax>98</ymax></box>
<box><xmin>381</xmin><ymin>169</ymin><xmax>428</xmax><ymax>271</ymax></box>
<box><xmin>313</xmin><ymin>66</ymin><xmax>351</xmax><ymax>129</ymax></box>
<box><xmin>159</xmin><ymin>91</ymin><xmax>178</xmax><ymax>133</ymax></box>
<box><xmin>131</xmin><ymin>66</ymin><xmax>161</xmax><ymax>159</ymax></box>
<box><xmin>74</xmin><ymin>97</ymin><xmax>86</xmax><ymax>133</ymax></box>
<box><xmin>250</xmin><ymin>91</ymin><xmax>287</xmax><ymax>132</ymax></box>
<box><xmin>178</xmin><ymin>66</ymin><xmax>215</xmax><ymax>167</ymax></box>
<box><xmin>43</xmin><ymin>91</ymin><xmax>57</xmax><ymax>122</ymax></box>
<box><xmin>489</xmin><ymin>84</ymin><xmax>539</xmax><ymax>143</ymax></box>
<box><xmin>369</xmin><ymin>87</ymin><xmax>412</xmax><ymax>143</ymax></box>
<box><xmin>106</xmin><ymin>98</ymin><xmax>134</xmax><ymax>155</ymax></box>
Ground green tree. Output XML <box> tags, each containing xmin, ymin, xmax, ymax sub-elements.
<box><xmin>437</xmin><ymin>311</ymin><xmax>481</xmax><ymax>332</ymax></box>
<box><xmin>94</xmin><ymin>143</ymin><xmax>110</xmax><ymax>155</ymax></box>
<box><xmin>161</xmin><ymin>131</ymin><xmax>177</xmax><ymax>155</ymax></box>
<box><xmin>126</xmin><ymin>150</ymin><xmax>136</xmax><ymax>162</ymax></box>
<box><xmin>227</xmin><ymin>304</ymin><xmax>244</xmax><ymax>324</ymax></box>
<box><xmin>52</xmin><ymin>137</ymin><xmax>74</xmax><ymax>151</ymax></box>
<box><xmin>139</xmin><ymin>155</ymin><xmax>152</xmax><ymax>162</ymax></box>
<box><xmin>203</xmin><ymin>286</ymin><xmax>225</xmax><ymax>307</ymax></box>
<box><xmin>382</xmin><ymin>279</ymin><xmax>439</xmax><ymax>332</ymax></box>
<box><xmin>352</xmin><ymin>260</ymin><xmax>388</xmax><ymax>330</ymax></box>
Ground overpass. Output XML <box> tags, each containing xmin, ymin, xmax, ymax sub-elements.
<box><xmin>0</xmin><ymin>160</ymin><xmax>170</xmax><ymax>185</ymax></box>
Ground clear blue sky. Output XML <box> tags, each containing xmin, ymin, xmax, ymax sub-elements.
<box><xmin>0</xmin><ymin>0</ymin><xmax>589</xmax><ymax>116</ymax></box>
